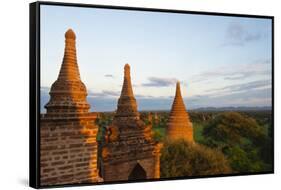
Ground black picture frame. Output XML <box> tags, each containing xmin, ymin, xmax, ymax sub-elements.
<box><xmin>29</xmin><ymin>1</ymin><xmax>274</xmax><ymax>189</ymax></box>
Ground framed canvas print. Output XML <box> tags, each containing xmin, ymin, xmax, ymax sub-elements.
<box><xmin>29</xmin><ymin>1</ymin><xmax>274</xmax><ymax>188</ymax></box>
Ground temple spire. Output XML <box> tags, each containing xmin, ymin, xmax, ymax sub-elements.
<box><xmin>57</xmin><ymin>29</ymin><xmax>80</xmax><ymax>81</ymax></box>
<box><xmin>101</xmin><ymin>64</ymin><xmax>161</xmax><ymax>182</ymax></box>
<box><xmin>167</xmin><ymin>82</ymin><xmax>193</xmax><ymax>142</ymax></box>
<box><xmin>45</xmin><ymin>29</ymin><xmax>90</xmax><ymax>114</ymax></box>
<box><xmin>172</xmin><ymin>81</ymin><xmax>187</xmax><ymax>113</ymax></box>
<box><xmin>120</xmin><ymin>64</ymin><xmax>135</xmax><ymax>98</ymax></box>
<box><xmin>115</xmin><ymin>64</ymin><xmax>139</xmax><ymax>119</ymax></box>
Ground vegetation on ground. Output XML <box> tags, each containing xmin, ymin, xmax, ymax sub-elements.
<box><xmin>200</xmin><ymin>112</ymin><xmax>272</xmax><ymax>173</ymax></box>
<box><xmin>96</xmin><ymin>110</ymin><xmax>273</xmax><ymax>175</ymax></box>
<box><xmin>160</xmin><ymin>139</ymin><xmax>231</xmax><ymax>177</ymax></box>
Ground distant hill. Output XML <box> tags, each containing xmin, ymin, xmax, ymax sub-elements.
<box><xmin>41</xmin><ymin>90</ymin><xmax>272</xmax><ymax>113</ymax></box>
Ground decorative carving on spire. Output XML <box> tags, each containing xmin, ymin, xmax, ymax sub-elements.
<box><xmin>167</xmin><ymin>82</ymin><xmax>194</xmax><ymax>142</ymax></box>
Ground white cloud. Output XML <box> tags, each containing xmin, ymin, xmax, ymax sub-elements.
<box><xmin>191</xmin><ymin>58</ymin><xmax>271</xmax><ymax>83</ymax></box>
<box><xmin>141</xmin><ymin>77</ymin><xmax>178</xmax><ymax>87</ymax></box>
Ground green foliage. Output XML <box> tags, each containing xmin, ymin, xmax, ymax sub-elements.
<box><xmin>96</xmin><ymin>110</ymin><xmax>273</xmax><ymax>175</ymax></box>
<box><xmin>95</xmin><ymin>113</ymin><xmax>114</xmax><ymax>142</ymax></box>
<box><xmin>193</xmin><ymin>122</ymin><xmax>205</xmax><ymax>143</ymax></box>
<box><xmin>96</xmin><ymin>125</ymin><xmax>105</xmax><ymax>142</ymax></box>
<box><xmin>153</xmin><ymin>127</ymin><xmax>165</xmax><ymax>141</ymax></box>
<box><xmin>160</xmin><ymin>140</ymin><xmax>231</xmax><ymax>178</ymax></box>
<box><xmin>201</xmin><ymin>112</ymin><xmax>271</xmax><ymax>172</ymax></box>
<box><xmin>202</xmin><ymin>112</ymin><xmax>266</xmax><ymax>147</ymax></box>
<box><xmin>189</xmin><ymin>111</ymin><xmax>215</xmax><ymax>123</ymax></box>
<box><xmin>153</xmin><ymin>115</ymin><xmax>168</xmax><ymax>128</ymax></box>
<box><xmin>223</xmin><ymin>146</ymin><xmax>267</xmax><ymax>173</ymax></box>
<box><xmin>259</xmin><ymin>136</ymin><xmax>273</xmax><ymax>170</ymax></box>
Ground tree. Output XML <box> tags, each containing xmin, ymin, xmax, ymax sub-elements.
<box><xmin>202</xmin><ymin>112</ymin><xmax>266</xmax><ymax>148</ymax></box>
<box><xmin>153</xmin><ymin>129</ymin><xmax>165</xmax><ymax>142</ymax></box>
<box><xmin>201</xmin><ymin>112</ymin><xmax>270</xmax><ymax>172</ymax></box>
<box><xmin>160</xmin><ymin>140</ymin><xmax>231</xmax><ymax>178</ymax></box>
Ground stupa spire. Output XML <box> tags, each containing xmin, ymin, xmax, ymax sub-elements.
<box><xmin>167</xmin><ymin>81</ymin><xmax>193</xmax><ymax>142</ymax></box>
<box><xmin>115</xmin><ymin>64</ymin><xmax>139</xmax><ymax>119</ymax></box>
<box><xmin>45</xmin><ymin>29</ymin><xmax>90</xmax><ymax>114</ymax></box>
<box><xmin>101</xmin><ymin>64</ymin><xmax>161</xmax><ymax>181</ymax></box>
<box><xmin>40</xmin><ymin>29</ymin><xmax>100</xmax><ymax>185</ymax></box>
<box><xmin>120</xmin><ymin>64</ymin><xmax>135</xmax><ymax>98</ymax></box>
<box><xmin>170</xmin><ymin>81</ymin><xmax>188</xmax><ymax>113</ymax></box>
<box><xmin>57</xmin><ymin>29</ymin><xmax>80</xmax><ymax>81</ymax></box>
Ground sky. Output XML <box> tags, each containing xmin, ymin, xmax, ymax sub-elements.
<box><xmin>40</xmin><ymin>5</ymin><xmax>272</xmax><ymax>112</ymax></box>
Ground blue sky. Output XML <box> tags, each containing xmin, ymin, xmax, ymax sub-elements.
<box><xmin>40</xmin><ymin>5</ymin><xmax>272</xmax><ymax>112</ymax></box>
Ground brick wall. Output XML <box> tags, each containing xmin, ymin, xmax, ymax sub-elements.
<box><xmin>40</xmin><ymin>114</ymin><xmax>99</xmax><ymax>186</ymax></box>
<box><xmin>101</xmin><ymin>156</ymin><xmax>157</xmax><ymax>181</ymax></box>
<box><xmin>100</xmin><ymin>136</ymin><xmax>162</xmax><ymax>182</ymax></box>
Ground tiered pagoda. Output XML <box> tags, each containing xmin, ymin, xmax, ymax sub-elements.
<box><xmin>166</xmin><ymin>82</ymin><xmax>194</xmax><ymax>142</ymax></box>
<box><xmin>40</xmin><ymin>29</ymin><xmax>100</xmax><ymax>185</ymax></box>
<box><xmin>100</xmin><ymin>64</ymin><xmax>162</xmax><ymax>181</ymax></box>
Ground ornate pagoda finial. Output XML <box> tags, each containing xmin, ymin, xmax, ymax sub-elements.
<box><xmin>65</xmin><ymin>29</ymin><xmax>76</xmax><ymax>40</ymax></box>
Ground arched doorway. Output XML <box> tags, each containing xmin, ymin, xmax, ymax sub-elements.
<box><xmin>128</xmin><ymin>163</ymin><xmax>147</xmax><ymax>180</ymax></box>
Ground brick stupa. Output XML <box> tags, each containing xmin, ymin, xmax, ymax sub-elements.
<box><xmin>100</xmin><ymin>64</ymin><xmax>162</xmax><ymax>181</ymax></box>
<box><xmin>114</xmin><ymin>64</ymin><xmax>139</xmax><ymax>124</ymax></box>
<box><xmin>44</xmin><ymin>29</ymin><xmax>90</xmax><ymax>114</ymax></box>
<box><xmin>166</xmin><ymin>82</ymin><xmax>194</xmax><ymax>142</ymax></box>
<box><xmin>40</xmin><ymin>29</ymin><xmax>100</xmax><ymax>186</ymax></box>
